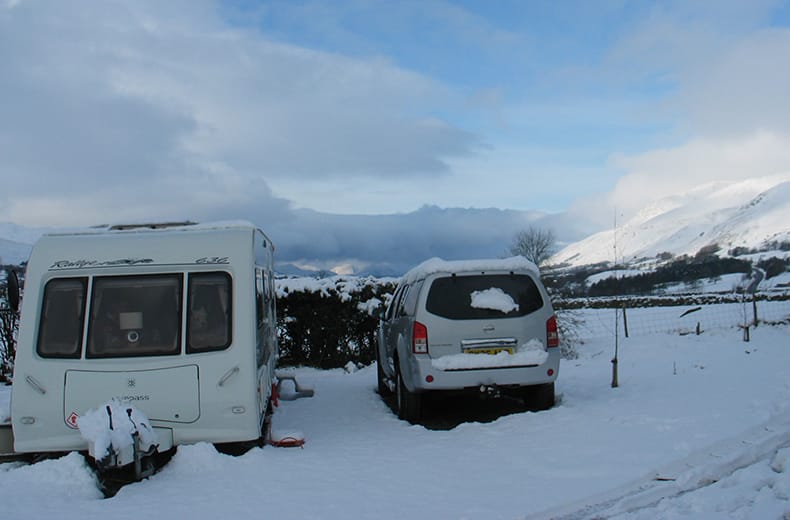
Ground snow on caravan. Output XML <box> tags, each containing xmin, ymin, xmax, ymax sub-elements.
<box><xmin>9</xmin><ymin>221</ymin><xmax>286</xmax><ymax>482</ymax></box>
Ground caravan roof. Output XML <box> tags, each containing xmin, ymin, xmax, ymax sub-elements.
<box><xmin>42</xmin><ymin>220</ymin><xmax>262</xmax><ymax>238</ymax></box>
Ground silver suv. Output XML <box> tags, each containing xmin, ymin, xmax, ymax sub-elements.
<box><xmin>376</xmin><ymin>257</ymin><xmax>560</xmax><ymax>422</ymax></box>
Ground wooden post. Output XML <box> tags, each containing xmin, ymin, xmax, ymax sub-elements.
<box><xmin>622</xmin><ymin>305</ymin><xmax>629</xmax><ymax>338</ymax></box>
<box><xmin>611</xmin><ymin>356</ymin><xmax>619</xmax><ymax>388</ymax></box>
<box><xmin>752</xmin><ymin>295</ymin><xmax>758</xmax><ymax>327</ymax></box>
<box><xmin>612</xmin><ymin>306</ymin><xmax>619</xmax><ymax>388</ymax></box>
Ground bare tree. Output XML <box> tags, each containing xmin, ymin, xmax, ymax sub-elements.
<box><xmin>1</xmin><ymin>269</ymin><xmax>20</xmax><ymax>382</ymax></box>
<box><xmin>0</xmin><ymin>307</ymin><xmax>17</xmax><ymax>382</ymax></box>
<box><xmin>508</xmin><ymin>227</ymin><xmax>557</xmax><ymax>267</ymax></box>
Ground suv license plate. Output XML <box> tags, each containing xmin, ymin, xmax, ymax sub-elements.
<box><xmin>465</xmin><ymin>347</ymin><xmax>513</xmax><ymax>356</ymax></box>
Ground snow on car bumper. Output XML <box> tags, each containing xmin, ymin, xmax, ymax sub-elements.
<box><xmin>403</xmin><ymin>350</ymin><xmax>560</xmax><ymax>392</ymax></box>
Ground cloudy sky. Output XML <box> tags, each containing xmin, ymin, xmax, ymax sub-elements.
<box><xmin>2</xmin><ymin>0</ymin><xmax>790</xmax><ymax>274</ymax></box>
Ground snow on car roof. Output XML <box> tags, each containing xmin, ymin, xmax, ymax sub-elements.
<box><xmin>401</xmin><ymin>256</ymin><xmax>540</xmax><ymax>284</ymax></box>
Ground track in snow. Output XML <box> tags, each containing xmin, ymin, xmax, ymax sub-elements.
<box><xmin>530</xmin><ymin>411</ymin><xmax>790</xmax><ymax>519</ymax></box>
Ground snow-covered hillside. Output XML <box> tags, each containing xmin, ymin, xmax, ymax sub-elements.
<box><xmin>551</xmin><ymin>173</ymin><xmax>790</xmax><ymax>268</ymax></box>
<box><xmin>0</xmin><ymin>238</ymin><xmax>31</xmax><ymax>266</ymax></box>
<box><xmin>0</xmin><ymin>223</ymin><xmax>45</xmax><ymax>265</ymax></box>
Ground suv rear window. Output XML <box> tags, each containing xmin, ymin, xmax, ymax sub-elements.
<box><xmin>425</xmin><ymin>274</ymin><xmax>544</xmax><ymax>320</ymax></box>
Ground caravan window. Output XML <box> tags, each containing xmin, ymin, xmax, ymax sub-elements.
<box><xmin>87</xmin><ymin>274</ymin><xmax>182</xmax><ymax>358</ymax></box>
<box><xmin>37</xmin><ymin>277</ymin><xmax>87</xmax><ymax>358</ymax></box>
<box><xmin>255</xmin><ymin>269</ymin><xmax>265</xmax><ymax>329</ymax></box>
<box><xmin>187</xmin><ymin>272</ymin><xmax>232</xmax><ymax>353</ymax></box>
<box><xmin>255</xmin><ymin>268</ymin><xmax>276</xmax><ymax>366</ymax></box>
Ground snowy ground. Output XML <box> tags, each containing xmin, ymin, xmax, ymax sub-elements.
<box><xmin>1</xmin><ymin>310</ymin><xmax>790</xmax><ymax>519</ymax></box>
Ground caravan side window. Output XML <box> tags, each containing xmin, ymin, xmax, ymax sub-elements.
<box><xmin>37</xmin><ymin>277</ymin><xmax>87</xmax><ymax>358</ymax></box>
<box><xmin>255</xmin><ymin>268</ymin><xmax>265</xmax><ymax>329</ymax></box>
<box><xmin>187</xmin><ymin>272</ymin><xmax>232</xmax><ymax>353</ymax></box>
<box><xmin>87</xmin><ymin>274</ymin><xmax>182</xmax><ymax>358</ymax></box>
<box><xmin>255</xmin><ymin>268</ymin><xmax>273</xmax><ymax>366</ymax></box>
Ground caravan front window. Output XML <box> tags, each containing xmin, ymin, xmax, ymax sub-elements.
<box><xmin>87</xmin><ymin>274</ymin><xmax>182</xmax><ymax>358</ymax></box>
<box><xmin>37</xmin><ymin>278</ymin><xmax>87</xmax><ymax>358</ymax></box>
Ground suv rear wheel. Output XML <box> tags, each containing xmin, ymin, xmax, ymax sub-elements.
<box><xmin>523</xmin><ymin>382</ymin><xmax>555</xmax><ymax>412</ymax></box>
<box><xmin>395</xmin><ymin>363</ymin><xmax>422</xmax><ymax>423</ymax></box>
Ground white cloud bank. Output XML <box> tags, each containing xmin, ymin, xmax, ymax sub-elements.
<box><xmin>600</xmin><ymin>132</ymin><xmax>790</xmax><ymax>222</ymax></box>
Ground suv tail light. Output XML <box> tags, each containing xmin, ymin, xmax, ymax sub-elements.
<box><xmin>413</xmin><ymin>321</ymin><xmax>428</xmax><ymax>354</ymax></box>
<box><xmin>546</xmin><ymin>316</ymin><xmax>559</xmax><ymax>348</ymax></box>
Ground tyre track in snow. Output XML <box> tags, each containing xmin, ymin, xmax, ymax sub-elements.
<box><xmin>528</xmin><ymin>410</ymin><xmax>790</xmax><ymax>519</ymax></box>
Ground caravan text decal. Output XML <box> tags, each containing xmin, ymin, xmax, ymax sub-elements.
<box><xmin>50</xmin><ymin>258</ymin><xmax>154</xmax><ymax>270</ymax></box>
<box><xmin>49</xmin><ymin>257</ymin><xmax>231</xmax><ymax>270</ymax></box>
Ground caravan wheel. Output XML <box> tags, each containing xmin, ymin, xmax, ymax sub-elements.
<box><xmin>87</xmin><ymin>446</ymin><xmax>176</xmax><ymax>498</ymax></box>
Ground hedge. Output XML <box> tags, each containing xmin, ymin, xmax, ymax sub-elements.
<box><xmin>275</xmin><ymin>276</ymin><xmax>397</xmax><ymax>369</ymax></box>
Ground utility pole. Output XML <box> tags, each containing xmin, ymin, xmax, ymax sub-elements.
<box><xmin>611</xmin><ymin>210</ymin><xmax>619</xmax><ymax>388</ymax></box>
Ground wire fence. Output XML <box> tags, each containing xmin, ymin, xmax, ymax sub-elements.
<box><xmin>559</xmin><ymin>293</ymin><xmax>790</xmax><ymax>341</ymax></box>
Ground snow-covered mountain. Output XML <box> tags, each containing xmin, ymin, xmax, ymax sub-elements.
<box><xmin>0</xmin><ymin>238</ymin><xmax>31</xmax><ymax>266</ymax></box>
<box><xmin>551</xmin><ymin>173</ymin><xmax>790</xmax><ymax>268</ymax></box>
<box><xmin>0</xmin><ymin>223</ymin><xmax>48</xmax><ymax>266</ymax></box>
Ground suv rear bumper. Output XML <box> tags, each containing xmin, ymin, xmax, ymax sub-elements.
<box><xmin>402</xmin><ymin>350</ymin><xmax>560</xmax><ymax>392</ymax></box>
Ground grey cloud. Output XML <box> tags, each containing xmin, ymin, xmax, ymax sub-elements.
<box><xmin>0</xmin><ymin>3</ymin><xmax>196</xmax><ymax>196</ymax></box>
<box><xmin>1</xmin><ymin>83</ymin><xmax>195</xmax><ymax>195</ymax></box>
<box><xmin>223</xmin><ymin>205</ymin><xmax>593</xmax><ymax>276</ymax></box>
<box><xmin>0</xmin><ymin>0</ymin><xmax>480</xmax><ymax>221</ymax></box>
<box><xmin>1</xmin><ymin>199</ymin><xmax>594</xmax><ymax>276</ymax></box>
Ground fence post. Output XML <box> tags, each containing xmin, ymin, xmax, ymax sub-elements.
<box><xmin>622</xmin><ymin>304</ymin><xmax>629</xmax><ymax>338</ymax></box>
<box><xmin>752</xmin><ymin>295</ymin><xmax>758</xmax><ymax>327</ymax></box>
<box><xmin>611</xmin><ymin>356</ymin><xmax>619</xmax><ymax>388</ymax></box>
<box><xmin>743</xmin><ymin>325</ymin><xmax>750</xmax><ymax>342</ymax></box>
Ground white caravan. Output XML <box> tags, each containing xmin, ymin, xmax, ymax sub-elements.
<box><xmin>10</xmin><ymin>221</ymin><xmax>279</xmax><ymax>465</ymax></box>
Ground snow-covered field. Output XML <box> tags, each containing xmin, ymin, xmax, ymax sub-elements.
<box><xmin>585</xmin><ymin>269</ymin><xmax>790</xmax><ymax>296</ymax></box>
<box><xmin>1</xmin><ymin>309</ymin><xmax>790</xmax><ymax>519</ymax></box>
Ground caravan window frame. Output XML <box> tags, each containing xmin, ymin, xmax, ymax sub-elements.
<box><xmin>86</xmin><ymin>274</ymin><xmax>183</xmax><ymax>359</ymax></box>
<box><xmin>425</xmin><ymin>273</ymin><xmax>544</xmax><ymax>320</ymax></box>
<box><xmin>36</xmin><ymin>277</ymin><xmax>88</xmax><ymax>359</ymax></box>
<box><xmin>186</xmin><ymin>271</ymin><xmax>233</xmax><ymax>354</ymax></box>
<box><xmin>35</xmin><ymin>270</ymin><xmax>235</xmax><ymax>359</ymax></box>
